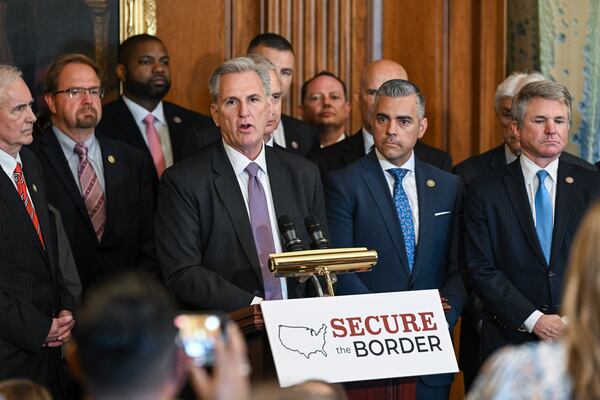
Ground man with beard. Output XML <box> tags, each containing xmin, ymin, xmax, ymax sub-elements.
<box><xmin>29</xmin><ymin>54</ymin><xmax>158</xmax><ymax>296</ymax></box>
<box><xmin>96</xmin><ymin>34</ymin><xmax>218</xmax><ymax>194</ymax></box>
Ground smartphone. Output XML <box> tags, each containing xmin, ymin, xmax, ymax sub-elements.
<box><xmin>174</xmin><ymin>313</ymin><xmax>228</xmax><ymax>367</ymax></box>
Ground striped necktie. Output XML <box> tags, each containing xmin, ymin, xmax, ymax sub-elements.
<box><xmin>74</xmin><ymin>143</ymin><xmax>107</xmax><ymax>241</ymax></box>
<box><xmin>13</xmin><ymin>162</ymin><xmax>44</xmax><ymax>247</ymax></box>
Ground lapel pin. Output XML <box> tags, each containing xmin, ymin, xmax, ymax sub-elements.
<box><xmin>32</xmin><ymin>184</ymin><xmax>38</xmax><ymax>193</ymax></box>
<box><xmin>291</xmin><ymin>140</ymin><xmax>299</xmax><ymax>149</ymax></box>
<box><xmin>565</xmin><ymin>176</ymin><xmax>574</xmax><ymax>184</ymax></box>
<box><xmin>173</xmin><ymin>116</ymin><xmax>182</xmax><ymax>124</ymax></box>
<box><xmin>426</xmin><ymin>179</ymin><xmax>436</xmax><ymax>188</ymax></box>
<box><xmin>108</xmin><ymin>155</ymin><xmax>116</xmax><ymax>164</ymax></box>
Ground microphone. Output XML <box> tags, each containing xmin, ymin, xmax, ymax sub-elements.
<box><xmin>277</xmin><ymin>215</ymin><xmax>305</xmax><ymax>252</ymax></box>
<box><xmin>304</xmin><ymin>215</ymin><xmax>329</xmax><ymax>249</ymax></box>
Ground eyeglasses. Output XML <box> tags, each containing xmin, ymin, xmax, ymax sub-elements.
<box><xmin>53</xmin><ymin>87</ymin><xmax>105</xmax><ymax>99</ymax></box>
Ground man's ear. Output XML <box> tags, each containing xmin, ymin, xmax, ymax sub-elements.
<box><xmin>417</xmin><ymin>117</ymin><xmax>428</xmax><ymax>139</ymax></box>
<box><xmin>210</xmin><ymin>104</ymin><xmax>220</xmax><ymax>127</ymax></box>
<box><xmin>297</xmin><ymin>104</ymin><xmax>305</xmax><ymax>120</ymax></box>
<box><xmin>116</xmin><ymin>64</ymin><xmax>126</xmax><ymax>82</ymax></box>
<box><xmin>44</xmin><ymin>93</ymin><xmax>56</xmax><ymax>114</ymax></box>
<box><xmin>511</xmin><ymin>120</ymin><xmax>521</xmax><ymax>140</ymax></box>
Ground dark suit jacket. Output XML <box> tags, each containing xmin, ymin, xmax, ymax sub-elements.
<box><xmin>96</xmin><ymin>98</ymin><xmax>219</xmax><ymax>193</ymax></box>
<box><xmin>180</xmin><ymin>113</ymin><xmax>320</xmax><ymax>159</ymax></box>
<box><xmin>309</xmin><ymin>129</ymin><xmax>453</xmax><ymax>177</ymax></box>
<box><xmin>155</xmin><ymin>140</ymin><xmax>328</xmax><ymax>312</ymax></box>
<box><xmin>465</xmin><ymin>157</ymin><xmax>600</xmax><ymax>361</ymax></box>
<box><xmin>29</xmin><ymin>128</ymin><xmax>158</xmax><ymax>295</ymax></box>
<box><xmin>454</xmin><ymin>144</ymin><xmax>597</xmax><ymax>186</ymax></box>
<box><xmin>324</xmin><ymin>151</ymin><xmax>466</xmax><ymax>388</ymax></box>
<box><xmin>0</xmin><ymin>147</ymin><xmax>75</xmax><ymax>399</ymax></box>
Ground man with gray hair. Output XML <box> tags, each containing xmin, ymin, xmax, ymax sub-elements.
<box><xmin>0</xmin><ymin>64</ymin><xmax>76</xmax><ymax>399</ymax></box>
<box><xmin>454</xmin><ymin>71</ymin><xmax>594</xmax><ymax>185</ymax></box>
<box><xmin>155</xmin><ymin>56</ymin><xmax>327</xmax><ymax>311</ymax></box>
<box><xmin>324</xmin><ymin>79</ymin><xmax>465</xmax><ymax>399</ymax></box>
<box><xmin>465</xmin><ymin>80</ymin><xmax>600</xmax><ymax>365</ymax></box>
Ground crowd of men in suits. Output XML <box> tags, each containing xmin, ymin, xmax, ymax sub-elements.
<box><xmin>1</xmin><ymin>31</ymin><xmax>599</xmax><ymax>400</ymax></box>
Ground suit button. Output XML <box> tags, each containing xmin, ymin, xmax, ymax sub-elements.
<box><xmin>548</xmin><ymin>271</ymin><xmax>556</xmax><ymax>278</ymax></box>
<box><xmin>541</xmin><ymin>305</ymin><xmax>549</xmax><ymax>312</ymax></box>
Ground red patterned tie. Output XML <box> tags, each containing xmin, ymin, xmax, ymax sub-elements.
<box><xmin>143</xmin><ymin>114</ymin><xmax>166</xmax><ymax>177</ymax></box>
<box><xmin>74</xmin><ymin>143</ymin><xmax>107</xmax><ymax>241</ymax></box>
<box><xmin>13</xmin><ymin>163</ymin><xmax>44</xmax><ymax>247</ymax></box>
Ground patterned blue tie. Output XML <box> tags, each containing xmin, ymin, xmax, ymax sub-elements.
<box><xmin>535</xmin><ymin>170</ymin><xmax>553</xmax><ymax>265</ymax></box>
<box><xmin>388</xmin><ymin>168</ymin><xmax>415</xmax><ymax>271</ymax></box>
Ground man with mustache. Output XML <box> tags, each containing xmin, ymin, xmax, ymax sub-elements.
<box><xmin>299</xmin><ymin>71</ymin><xmax>351</xmax><ymax>148</ymax></box>
<box><xmin>324</xmin><ymin>79</ymin><xmax>465</xmax><ymax>399</ymax></box>
<box><xmin>29</xmin><ymin>54</ymin><xmax>158</xmax><ymax>296</ymax></box>
<box><xmin>96</xmin><ymin>34</ymin><xmax>219</xmax><ymax>196</ymax></box>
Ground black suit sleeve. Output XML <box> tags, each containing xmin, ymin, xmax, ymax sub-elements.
<box><xmin>135</xmin><ymin>155</ymin><xmax>160</xmax><ymax>278</ymax></box>
<box><xmin>465</xmin><ymin>182</ymin><xmax>537</xmax><ymax>329</ymax></box>
<box><xmin>155</xmin><ymin>172</ymin><xmax>254</xmax><ymax>311</ymax></box>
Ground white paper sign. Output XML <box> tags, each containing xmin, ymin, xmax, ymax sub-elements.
<box><xmin>260</xmin><ymin>290</ymin><xmax>458</xmax><ymax>387</ymax></box>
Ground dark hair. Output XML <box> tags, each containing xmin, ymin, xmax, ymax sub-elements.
<box><xmin>247</xmin><ymin>32</ymin><xmax>293</xmax><ymax>53</ymax></box>
<box><xmin>44</xmin><ymin>54</ymin><xmax>101</xmax><ymax>94</ymax></box>
<box><xmin>74</xmin><ymin>273</ymin><xmax>178</xmax><ymax>398</ymax></box>
<box><xmin>118</xmin><ymin>33</ymin><xmax>164</xmax><ymax>65</ymax></box>
<box><xmin>300</xmin><ymin>71</ymin><xmax>347</xmax><ymax>103</ymax></box>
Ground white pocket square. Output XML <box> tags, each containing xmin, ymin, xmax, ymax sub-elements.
<box><xmin>434</xmin><ymin>211</ymin><xmax>451</xmax><ymax>217</ymax></box>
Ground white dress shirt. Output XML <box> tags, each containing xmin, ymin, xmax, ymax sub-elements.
<box><xmin>0</xmin><ymin>149</ymin><xmax>36</xmax><ymax>209</ymax></box>
<box><xmin>504</xmin><ymin>143</ymin><xmax>518</xmax><ymax>164</ymax></box>
<box><xmin>54</xmin><ymin>127</ymin><xmax>105</xmax><ymax>194</ymax></box>
<box><xmin>520</xmin><ymin>154</ymin><xmax>559</xmax><ymax>332</ymax></box>
<box><xmin>271</xmin><ymin>121</ymin><xmax>286</xmax><ymax>148</ymax></box>
<box><xmin>362</xmin><ymin>127</ymin><xmax>374</xmax><ymax>155</ymax></box>
<box><xmin>122</xmin><ymin>96</ymin><xmax>174</xmax><ymax>168</ymax></box>
<box><xmin>376</xmin><ymin>149</ymin><xmax>420</xmax><ymax>244</ymax></box>
<box><xmin>222</xmin><ymin>140</ymin><xmax>288</xmax><ymax>301</ymax></box>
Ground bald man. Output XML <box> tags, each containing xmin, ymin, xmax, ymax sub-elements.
<box><xmin>308</xmin><ymin>59</ymin><xmax>452</xmax><ymax>177</ymax></box>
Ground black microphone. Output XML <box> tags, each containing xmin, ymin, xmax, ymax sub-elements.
<box><xmin>278</xmin><ymin>215</ymin><xmax>305</xmax><ymax>252</ymax></box>
<box><xmin>304</xmin><ymin>215</ymin><xmax>329</xmax><ymax>249</ymax></box>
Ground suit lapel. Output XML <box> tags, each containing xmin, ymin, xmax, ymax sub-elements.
<box><xmin>489</xmin><ymin>145</ymin><xmax>507</xmax><ymax>171</ymax></box>
<box><xmin>360</xmin><ymin>152</ymin><xmax>411</xmax><ymax>277</ymax></box>
<box><xmin>211</xmin><ymin>143</ymin><xmax>262</xmax><ymax>282</ymax></box>
<box><xmin>40</xmin><ymin>129</ymin><xmax>94</xmax><ymax>229</ymax></box>
<box><xmin>503</xmin><ymin>161</ymin><xmax>548</xmax><ymax>268</ymax></box>
<box><xmin>550</xmin><ymin>161</ymin><xmax>574</xmax><ymax>267</ymax></box>
<box><xmin>97</xmin><ymin>136</ymin><xmax>118</xmax><ymax>241</ymax></box>
<box><xmin>411</xmin><ymin>159</ymin><xmax>434</xmax><ymax>280</ymax></box>
<box><xmin>116</xmin><ymin>98</ymin><xmax>149</xmax><ymax>153</ymax></box>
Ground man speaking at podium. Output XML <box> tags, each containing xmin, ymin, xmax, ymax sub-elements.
<box><xmin>155</xmin><ymin>56</ymin><xmax>327</xmax><ymax>312</ymax></box>
<box><xmin>324</xmin><ymin>79</ymin><xmax>465</xmax><ymax>399</ymax></box>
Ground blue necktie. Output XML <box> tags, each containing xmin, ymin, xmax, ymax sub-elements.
<box><xmin>535</xmin><ymin>170</ymin><xmax>553</xmax><ymax>265</ymax></box>
<box><xmin>388</xmin><ymin>168</ymin><xmax>415</xmax><ymax>271</ymax></box>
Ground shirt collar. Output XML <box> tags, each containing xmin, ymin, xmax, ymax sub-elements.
<box><xmin>123</xmin><ymin>95</ymin><xmax>166</xmax><ymax>125</ymax></box>
<box><xmin>376</xmin><ymin>148</ymin><xmax>415</xmax><ymax>173</ymax></box>
<box><xmin>53</xmin><ymin>126</ymin><xmax>97</xmax><ymax>154</ymax></box>
<box><xmin>265</xmin><ymin>135</ymin><xmax>274</xmax><ymax>147</ymax></box>
<box><xmin>520</xmin><ymin>153</ymin><xmax>559</xmax><ymax>185</ymax></box>
<box><xmin>0</xmin><ymin>147</ymin><xmax>21</xmax><ymax>178</ymax></box>
<box><xmin>222</xmin><ymin>139</ymin><xmax>268</xmax><ymax>177</ymax></box>
<box><xmin>504</xmin><ymin>143</ymin><xmax>518</xmax><ymax>164</ymax></box>
<box><xmin>361</xmin><ymin>127</ymin><xmax>374</xmax><ymax>154</ymax></box>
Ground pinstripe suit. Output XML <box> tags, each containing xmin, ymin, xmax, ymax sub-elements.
<box><xmin>0</xmin><ymin>147</ymin><xmax>75</xmax><ymax>399</ymax></box>
<box><xmin>465</xmin><ymin>156</ymin><xmax>600</xmax><ymax>361</ymax></box>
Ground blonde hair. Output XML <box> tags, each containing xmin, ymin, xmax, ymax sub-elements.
<box><xmin>0</xmin><ymin>379</ymin><xmax>52</xmax><ymax>400</ymax></box>
<box><xmin>564</xmin><ymin>201</ymin><xmax>600</xmax><ymax>399</ymax></box>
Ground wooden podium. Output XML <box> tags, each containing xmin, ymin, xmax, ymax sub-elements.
<box><xmin>229</xmin><ymin>305</ymin><xmax>416</xmax><ymax>400</ymax></box>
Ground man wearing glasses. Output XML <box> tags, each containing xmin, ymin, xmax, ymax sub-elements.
<box><xmin>29</xmin><ymin>54</ymin><xmax>158</xmax><ymax>296</ymax></box>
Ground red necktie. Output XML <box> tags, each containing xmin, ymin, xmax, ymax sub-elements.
<box><xmin>74</xmin><ymin>143</ymin><xmax>107</xmax><ymax>241</ymax></box>
<box><xmin>13</xmin><ymin>163</ymin><xmax>44</xmax><ymax>247</ymax></box>
<box><xmin>143</xmin><ymin>114</ymin><xmax>166</xmax><ymax>177</ymax></box>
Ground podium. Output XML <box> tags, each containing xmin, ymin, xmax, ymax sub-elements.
<box><xmin>229</xmin><ymin>305</ymin><xmax>416</xmax><ymax>400</ymax></box>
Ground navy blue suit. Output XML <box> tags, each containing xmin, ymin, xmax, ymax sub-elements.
<box><xmin>465</xmin><ymin>157</ymin><xmax>600</xmax><ymax>362</ymax></box>
<box><xmin>324</xmin><ymin>150</ymin><xmax>466</xmax><ymax>398</ymax></box>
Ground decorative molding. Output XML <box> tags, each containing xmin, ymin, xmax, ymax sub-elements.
<box><xmin>119</xmin><ymin>0</ymin><xmax>156</xmax><ymax>42</ymax></box>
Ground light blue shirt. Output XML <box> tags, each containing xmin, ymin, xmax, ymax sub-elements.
<box><xmin>54</xmin><ymin>127</ymin><xmax>105</xmax><ymax>194</ymax></box>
